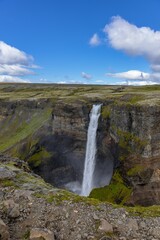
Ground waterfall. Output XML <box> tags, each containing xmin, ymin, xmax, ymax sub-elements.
<box><xmin>81</xmin><ymin>104</ymin><xmax>101</xmax><ymax>196</ymax></box>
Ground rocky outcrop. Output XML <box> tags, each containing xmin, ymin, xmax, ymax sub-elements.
<box><xmin>109</xmin><ymin>104</ymin><xmax>160</xmax><ymax>205</ymax></box>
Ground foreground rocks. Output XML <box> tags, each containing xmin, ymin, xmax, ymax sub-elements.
<box><xmin>0</xmin><ymin>218</ymin><xmax>10</xmax><ymax>240</ymax></box>
<box><xmin>0</xmin><ymin>154</ymin><xmax>160</xmax><ymax>240</ymax></box>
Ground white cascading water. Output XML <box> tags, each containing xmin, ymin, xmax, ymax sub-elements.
<box><xmin>81</xmin><ymin>104</ymin><xmax>101</xmax><ymax>196</ymax></box>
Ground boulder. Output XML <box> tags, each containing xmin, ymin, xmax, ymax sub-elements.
<box><xmin>0</xmin><ymin>167</ymin><xmax>16</xmax><ymax>180</ymax></box>
<box><xmin>0</xmin><ymin>218</ymin><xmax>10</xmax><ymax>240</ymax></box>
<box><xmin>127</xmin><ymin>219</ymin><xmax>138</xmax><ymax>231</ymax></box>
<box><xmin>98</xmin><ymin>219</ymin><xmax>113</xmax><ymax>233</ymax></box>
<box><xmin>30</xmin><ymin>228</ymin><xmax>55</xmax><ymax>240</ymax></box>
<box><xmin>3</xmin><ymin>199</ymin><xmax>20</xmax><ymax>218</ymax></box>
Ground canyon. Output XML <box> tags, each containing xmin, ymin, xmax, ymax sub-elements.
<box><xmin>0</xmin><ymin>83</ymin><xmax>160</xmax><ymax>207</ymax></box>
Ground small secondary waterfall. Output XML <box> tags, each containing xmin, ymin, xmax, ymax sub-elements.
<box><xmin>81</xmin><ymin>104</ymin><xmax>101</xmax><ymax>196</ymax></box>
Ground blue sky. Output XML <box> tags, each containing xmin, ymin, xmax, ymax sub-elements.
<box><xmin>0</xmin><ymin>0</ymin><xmax>160</xmax><ymax>85</ymax></box>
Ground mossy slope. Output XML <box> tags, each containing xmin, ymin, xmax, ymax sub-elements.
<box><xmin>89</xmin><ymin>171</ymin><xmax>132</xmax><ymax>205</ymax></box>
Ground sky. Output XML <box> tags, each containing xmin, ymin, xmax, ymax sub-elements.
<box><xmin>0</xmin><ymin>0</ymin><xmax>160</xmax><ymax>85</ymax></box>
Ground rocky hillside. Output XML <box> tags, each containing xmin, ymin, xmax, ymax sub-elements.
<box><xmin>0</xmin><ymin>83</ymin><xmax>160</xmax><ymax>206</ymax></box>
<box><xmin>0</xmin><ymin>154</ymin><xmax>160</xmax><ymax>240</ymax></box>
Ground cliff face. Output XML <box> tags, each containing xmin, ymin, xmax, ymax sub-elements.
<box><xmin>0</xmin><ymin>83</ymin><xmax>160</xmax><ymax>206</ymax></box>
<box><xmin>109</xmin><ymin>104</ymin><xmax>160</xmax><ymax>205</ymax></box>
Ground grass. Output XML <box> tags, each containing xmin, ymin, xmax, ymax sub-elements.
<box><xmin>101</xmin><ymin>106</ymin><xmax>111</xmax><ymax>119</ymax></box>
<box><xmin>0</xmin><ymin>83</ymin><xmax>159</xmax><ymax>104</ymax></box>
<box><xmin>126</xmin><ymin>205</ymin><xmax>160</xmax><ymax>217</ymax></box>
<box><xmin>0</xmin><ymin>108</ymin><xmax>52</xmax><ymax>152</ymax></box>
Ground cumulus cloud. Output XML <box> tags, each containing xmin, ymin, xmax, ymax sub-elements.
<box><xmin>104</xmin><ymin>16</ymin><xmax>160</xmax><ymax>64</ymax></box>
<box><xmin>0</xmin><ymin>64</ymin><xmax>34</xmax><ymax>76</ymax></box>
<box><xmin>116</xmin><ymin>80</ymin><xmax>158</xmax><ymax>86</ymax></box>
<box><xmin>0</xmin><ymin>41</ymin><xmax>33</xmax><ymax>65</ymax></box>
<box><xmin>0</xmin><ymin>41</ymin><xmax>37</xmax><ymax>83</ymax></box>
<box><xmin>102</xmin><ymin>16</ymin><xmax>160</xmax><ymax>84</ymax></box>
<box><xmin>107</xmin><ymin>70</ymin><xmax>160</xmax><ymax>85</ymax></box>
<box><xmin>89</xmin><ymin>33</ymin><xmax>101</xmax><ymax>46</ymax></box>
<box><xmin>107</xmin><ymin>70</ymin><xmax>150</xmax><ymax>80</ymax></box>
<box><xmin>0</xmin><ymin>75</ymin><xmax>30</xmax><ymax>83</ymax></box>
<box><xmin>81</xmin><ymin>72</ymin><xmax>92</xmax><ymax>80</ymax></box>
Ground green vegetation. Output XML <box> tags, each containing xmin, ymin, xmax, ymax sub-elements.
<box><xmin>28</xmin><ymin>148</ymin><xmax>51</xmax><ymax>168</ymax></box>
<box><xmin>34</xmin><ymin>189</ymin><xmax>100</xmax><ymax>206</ymax></box>
<box><xmin>127</xmin><ymin>95</ymin><xmax>144</xmax><ymax>104</ymax></box>
<box><xmin>34</xmin><ymin>190</ymin><xmax>73</xmax><ymax>204</ymax></box>
<box><xmin>89</xmin><ymin>171</ymin><xmax>132</xmax><ymax>205</ymax></box>
<box><xmin>0</xmin><ymin>179</ymin><xmax>15</xmax><ymax>187</ymax></box>
<box><xmin>117</xmin><ymin>130</ymin><xmax>146</xmax><ymax>161</ymax></box>
<box><xmin>0</xmin><ymin>108</ymin><xmax>52</xmax><ymax>152</ymax></box>
<box><xmin>127</xmin><ymin>165</ymin><xmax>145</xmax><ymax>176</ymax></box>
<box><xmin>126</xmin><ymin>205</ymin><xmax>160</xmax><ymax>217</ymax></box>
<box><xmin>101</xmin><ymin>105</ymin><xmax>111</xmax><ymax>119</ymax></box>
<box><xmin>0</xmin><ymin>83</ymin><xmax>159</xmax><ymax>103</ymax></box>
<box><xmin>15</xmin><ymin>171</ymin><xmax>51</xmax><ymax>190</ymax></box>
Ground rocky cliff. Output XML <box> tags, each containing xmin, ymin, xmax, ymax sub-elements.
<box><xmin>0</xmin><ymin>83</ymin><xmax>160</xmax><ymax>206</ymax></box>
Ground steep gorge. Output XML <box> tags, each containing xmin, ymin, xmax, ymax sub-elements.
<box><xmin>0</xmin><ymin>83</ymin><xmax>160</xmax><ymax>206</ymax></box>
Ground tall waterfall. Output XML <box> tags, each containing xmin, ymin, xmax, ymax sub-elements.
<box><xmin>81</xmin><ymin>104</ymin><xmax>101</xmax><ymax>196</ymax></box>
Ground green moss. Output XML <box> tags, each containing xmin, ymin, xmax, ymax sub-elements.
<box><xmin>28</xmin><ymin>148</ymin><xmax>51</xmax><ymax>168</ymax></box>
<box><xmin>101</xmin><ymin>106</ymin><xmax>111</xmax><ymax>119</ymax></box>
<box><xmin>34</xmin><ymin>190</ymin><xmax>73</xmax><ymax>204</ymax></box>
<box><xmin>126</xmin><ymin>205</ymin><xmax>160</xmax><ymax>217</ymax></box>
<box><xmin>15</xmin><ymin>172</ymin><xmax>51</xmax><ymax>190</ymax></box>
<box><xmin>0</xmin><ymin>179</ymin><xmax>15</xmax><ymax>187</ymax></box>
<box><xmin>89</xmin><ymin>171</ymin><xmax>132</xmax><ymax>205</ymax></box>
<box><xmin>117</xmin><ymin>130</ymin><xmax>146</xmax><ymax>161</ymax></box>
<box><xmin>127</xmin><ymin>165</ymin><xmax>145</xmax><ymax>176</ymax></box>
<box><xmin>72</xmin><ymin>194</ymin><xmax>100</xmax><ymax>206</ymax></box>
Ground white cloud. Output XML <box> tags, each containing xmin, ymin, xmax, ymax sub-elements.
<box><xmin>102</xmin><ymin>16</ymin><xmax>160</xmax><ymax>84</ymax></box>
<box><xmin>0</xmin><ymin>75</ymin><xmax>30</xmax><ymax>83</ymax></box>
<box><xmin>0</xmin><ymin>64</ymin><xmax>34</xmax><ymax>76</ymax></box>
<box><xmin>116</xmin><ymin>80</ymin><xmax>158</xmax><ymax>86</ymax></box>
<box><xmin>107</xmin><ymin>70</ymin><xmax>150</xmax><ymax>80</ymax></box>
<box><xmin>107</xmin><ymin>70</ymin><xmax>160</xmax><ymax>84</ymax></box>
<box><xmin>0</xmin><ymin>41</ymin><xmax>33</xmax><ymax>65</ymax></box>
<box><xmin>89</xmin><ymin>33</ymin><xmax>101</xmax><ymax>46</ymax></box>
<box><xmin>0</xmin><ymin>41</ymin><xmax>38</xmax><ymax>82</ymax></box>
<box><xmin>104</xmin><ymin>16</ymin><xmax>160</xmax><ymax>65</ymax></box>
<box><xmin>81</xmin><ymin>72</ymin><xmax>92</xmax><ymax>80</ymax></box>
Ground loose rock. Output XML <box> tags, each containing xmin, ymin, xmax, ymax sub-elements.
<box><xmin>0</xmin><ymin>218</ymin><xmax>10</xmax><ymax>240</ymax></box>
<box><xmin>30</xmin><ymin>228</ymin><xmax>55</xmax><ymax>240</ymax></box>
<box><xmin>98</xmin><ymin>219</ymin><xmax>113</xmax><ymax>233</ymax></box>
<box><xmin>0</xmin><ymin>167</ymin><xmax>16</xmax><ymax>180</ymax></box>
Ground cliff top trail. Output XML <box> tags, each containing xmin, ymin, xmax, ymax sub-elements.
<box><xmin>0</xmin><ymin>83</ymin><xmax>160</xmax><ymax>106</ymax></box>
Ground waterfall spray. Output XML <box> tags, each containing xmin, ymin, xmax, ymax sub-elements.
<box><xmin>81</xmin><ymin>104</ymin><xmax>101</xmax><ymax>196</ymax></box>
